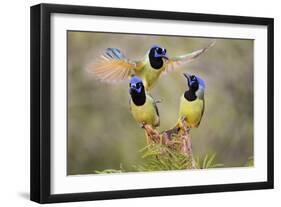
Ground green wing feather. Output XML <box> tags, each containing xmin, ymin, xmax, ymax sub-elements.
<box><xmin>153</xmin><ymin>99</ymin><xmax>160</xmax><ymax>117</ymax></box>
<box><xmin>148</xmin><ymin>94</ymin><xmax>160</xmax><ymax>127</ymax></box>
<box><xmin>196</xmin><ymin>97</ymin><xmax>205</xmax><ymax>127</ymax></box>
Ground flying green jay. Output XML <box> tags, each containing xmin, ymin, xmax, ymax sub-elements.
<box><xmin>177</xmin><ymin>73</ymin><xmax>205</xmax><ymax>129</ymax></box>
<box><xmin>89</xmin><ymin>41</ymin><xmax>215</xmax><ymax>91</ymax></box>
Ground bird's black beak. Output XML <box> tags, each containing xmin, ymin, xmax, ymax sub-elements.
<box><xmin>162</xmin><ymin>55</ymin><xmax>169</xmax><ymax>60</ymax></box>
<box><xmin>183</xmin><ymin>73</ymin><xmax>191</xmax><ymax>81</ymax></box>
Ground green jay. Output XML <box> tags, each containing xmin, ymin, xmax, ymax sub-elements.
<box><xmin>177</xmin><ymin>73</ymin><xmax>205</xmax><ymax>129</ymax></box>
<box><xmin>129</xmin><ymin>76</ymin><xmax>160</xmax><ymax>128</ymax></box>
<box><xmin>89</xmin><ymin>41</ymin><xmax>215</xmax><ymax>91</ymax></box>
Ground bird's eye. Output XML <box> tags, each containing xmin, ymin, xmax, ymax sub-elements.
<box><xmin>156</xmin><ymin>47</ymin><xmax>162</xmax><ymax>54</ymax></box>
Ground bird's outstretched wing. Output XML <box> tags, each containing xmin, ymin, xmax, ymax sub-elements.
<box><xmin>87</xmin><ymin>48</ymin><xmax>137</xmax><ymax>83</ymax></box>
<box><xmin>163</xmin><ymin>41</ymin><xmax>216</xmax><ymax>75</ymax></box>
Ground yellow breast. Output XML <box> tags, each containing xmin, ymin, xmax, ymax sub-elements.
<box><xmin>179</xmin><ymin>95</ymin><xmax>204</xmax><ymax>128</ymax></box>
<box><xmin>135</xmin><ymin>62</ymin><xmax>166</xmax><ymax>91</ymax></box>
<box><xmin>130</xmin><ymin>96</ymin><xmax>159</xmax><ymax>127</ymax></box>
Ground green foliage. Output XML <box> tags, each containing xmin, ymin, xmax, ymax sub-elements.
<box><xmin>195</xmin><ymin>153</ymin><xmax>224</xmax><ymax>169</ymax></box>
<box><xmin>134</xmin><ymin>143</ymin><xmax>194</xmax><ymax>171</ymax></box>
<box><xmin>94</xmin><ymin>144</ymin><xmax>224</xmax><ymax>173</ymax></box>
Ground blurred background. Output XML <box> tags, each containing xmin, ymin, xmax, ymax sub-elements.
<box><xmin>67</xmin><ymin>31</ymin><xmax>253</xmax><ymax>175</ymax></box>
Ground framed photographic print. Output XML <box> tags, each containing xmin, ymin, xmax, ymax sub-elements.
<box><xmin>30</xmin><ymin>3</ymin><xmax>274</xmax><ymax>203</ymax></box>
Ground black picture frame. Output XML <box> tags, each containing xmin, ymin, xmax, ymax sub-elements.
<box><xmin>30</xmin><ymin>3</ymin><xmax>274</xmax><ymax>204</ymax></box>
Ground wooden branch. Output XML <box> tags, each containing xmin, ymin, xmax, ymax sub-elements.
<box><xmin>179</xmin><ymin>120</ymin><xmax>196</xmax><ymax>169</ymax></box>
<box><xmin>143</xmin><ymin>119</ymin><xmax>197</xmax><ymax>169</ymax></box>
